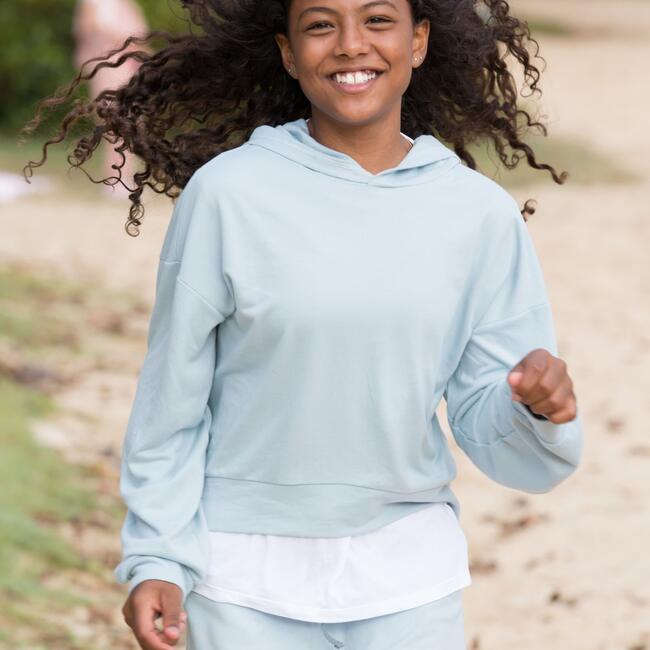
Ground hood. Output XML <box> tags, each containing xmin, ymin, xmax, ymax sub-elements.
<box><xmin>246</xmin><ymin>117</ymin><xmax>461</xmax><ymax>188</ymax></box>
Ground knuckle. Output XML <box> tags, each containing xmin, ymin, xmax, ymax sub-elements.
<box><xmin>547</xmin><ymin>395</ymin><xmax>562</xmax><ymax>410</ymax></box>
<box><xmin>539</xmin><ymin>378</ymin><xmax>555</xmax><ymax>394</ymax></box>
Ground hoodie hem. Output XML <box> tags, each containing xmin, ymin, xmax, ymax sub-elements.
<box><xmin>201</xmin><ymin>475</ymin><xmax>460</xmax><ymax>537</ymax></box>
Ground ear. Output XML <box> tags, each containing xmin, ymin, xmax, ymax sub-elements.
<box><xmin>412</xmin><ymin>17</ymin><xmax>430</xmax><ymax>65</ymax></box>
<box><xmin>274</xmin><ymin>33</ymin><xmax>295</xmax><ymax>76</ymax></box>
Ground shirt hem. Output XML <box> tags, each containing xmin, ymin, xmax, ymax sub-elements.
<box><xmin>191</xmin><ymin>569</ymin><xmax>472</xmax><ymax>623</ymax></box>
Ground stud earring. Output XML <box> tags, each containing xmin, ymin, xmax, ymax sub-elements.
<box><xmin>413</xmin><ymin>55</ymin><xmax>422</xmax><ymax>65</ymax></box>
<box><xmin>288</xmin><ymin>64</ymin><xmax>295</xmax><ymax>76</ymax></box>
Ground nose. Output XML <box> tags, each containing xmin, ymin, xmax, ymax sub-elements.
<box><xmin>332</xmin><ymin>18</ymin><xmax>371</xmax><ymax>59</ymax></box>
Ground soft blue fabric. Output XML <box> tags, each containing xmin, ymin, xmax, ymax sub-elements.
<box><xmin>183</xmin><ymin>588</ymin><xmax>466</xmax><ymax>649</ymax></box>
<box><xmin>114</xmin><ymin>117</ymin><xmax>584</xmax><ymax>603</ymax></box>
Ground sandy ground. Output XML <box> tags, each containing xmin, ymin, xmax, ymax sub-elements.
<box><xmin>1</xmin><ymin>1</ymin><xmax>648</xmax><ymax>648</ymax></box>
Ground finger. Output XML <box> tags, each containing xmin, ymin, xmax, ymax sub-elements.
<box><xmin>513</xmin><ymin>351</ymin><xmax>556</xmax><ymax>404</ymax></box>
<box><xmin>527</xmin><ymin>378</ymin><xmax>574</xmax><ymax>419</ymax></box>
<box><xmin>508</xmin><ymin>350</ymin><xmax>546</xmax><ymax>398</ymax></box>
<box><xmin>516</xmin><ymin>349</ymin><xmax>550</xmax><ymax>399</ymax></box>
<box><xmin>134</xmin><ymin>601</ymin><xmax>177</xmax><ymax>650</ymax></box>
<box><xmin>541</xmin><ymin>396</ymin><xmax>576</xmax><ymax>423</ymax></box>
<box><xmin>122</xmin><ymin>599</ymin><xmax>134</xmax><ymax>630</ymax></box>
<box><xmin>528</xmin><ymin>359</ymin><xmax>567</xmax><ymax>406</ymax></box>
<box><xmin>546</xmin><ymin>400</ymin><xmax>578</xmax><ymax>424</ymax></box>
<box><xmin>160</xmin><ymin>585</ymin><xmax>184</xmax><ymax>644</ymax></box>
<box><xmin>142</xmin><ymin>628</ymin><xmax>179</xmax><ymax>650</ymax></box>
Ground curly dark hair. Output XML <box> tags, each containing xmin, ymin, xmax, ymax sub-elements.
<box><xmin>20</xmin><ymin>0</ymin><xmax>567</xmax><ymax>236</ymax></box>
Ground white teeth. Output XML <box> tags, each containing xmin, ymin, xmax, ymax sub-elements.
<box><xmin>333</xmin><ymin>70</ymin><xmax>377</xmax><ymax>85</ymax></box>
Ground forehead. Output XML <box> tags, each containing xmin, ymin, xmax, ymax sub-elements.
<box><xmin>290</xmin><ymin>0</ymin><xmax>405</xmax><ymax>18</ymax></box>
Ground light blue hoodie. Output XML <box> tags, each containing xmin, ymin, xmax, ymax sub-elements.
<box><xmin>114</xmin><ymin>117</ymin><xmax>584</xmax><ymax>603</ymax></box>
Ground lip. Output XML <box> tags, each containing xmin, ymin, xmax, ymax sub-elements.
<box><xmin>327</xmin><ymin>70</ymin><xmax>383</xmax><ymax>94</ymax></box>
<box><xmin>328</xmin><ymin>67</ymin><xmax>384</xmax><ymax>75</ymax></box>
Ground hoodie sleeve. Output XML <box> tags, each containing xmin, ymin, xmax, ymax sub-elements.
<box><xmin>443</xmin><ymin>195</ymin><xmax>584</xmax><ymax>494</ymax></box>
<box><xmin>113</xmin><ymin>169</ymin><xmax>235</xmax><ymax>604</ymax></box>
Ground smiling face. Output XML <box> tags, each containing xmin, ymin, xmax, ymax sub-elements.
<box><xmin>275</xmin><ymin>0</ymin><xmax>429</xmax><ymax>128</ymax></box>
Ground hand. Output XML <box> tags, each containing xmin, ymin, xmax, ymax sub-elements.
<box><xmin>122</xmin><ymin>579</ymin><xmax>187</xmax><ymax>649</ymax></box>
<box><xmin>507</xmin><ymin>348</ymin><xmax>578</xmax><ymax>424</ymax></box>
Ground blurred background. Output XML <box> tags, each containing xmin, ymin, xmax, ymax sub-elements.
<box><xmin>0</xmin><ymin>0</ymin><xmax>648</xmax><ymax>648</ymax></box>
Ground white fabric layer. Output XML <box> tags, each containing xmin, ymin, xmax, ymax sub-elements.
<box><xmin>192</xmin><ymin>502</ymin><xmax>472</xmax><ymax>623</ymax></box>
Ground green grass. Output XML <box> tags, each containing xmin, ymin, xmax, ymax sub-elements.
<box><xmin>0</xmin><ymin>263</ymin><xmax>139</xmax><ymax>648</ymax></box>
<box><xmin>0</xmin><ymin>377</ymin><xmax>108</xmax><ymax>648</ymax></box>
<box><xmin>0</xmin><ymin>264</ymin><xmax>146</xmax><ymax>363</ymax></box>
<box><xmin>526</xmin><ymin>16</ymin><xmax>576</xmax><ymax>38</ymax></box>
<box><xmin>2</xmin><ymin>131</ymin><xmax>137</xmax><ymax>201</ymax></box>
<box><xmin>0</xmin><ymin>266</ymin><xmax>84</xmax><ymax>356</ymax></box>
<box><xmin>463</xmin><ymin>97</ymin><xmax>642</xmax><ymax>189</ymax></box>
<box><xmin>1</xmin><ymin>133</ymin><xmax>90</xmax><ymax>176</ymax></box>
<box><xmin>0</xmin><ymin>379</ymin><xmax>95</xmax><ymax>584</ymax></box>
<box><xmin>466</xmin><ymin>130</ymin><xmax>640</xmax><ymax>190</ymax></box>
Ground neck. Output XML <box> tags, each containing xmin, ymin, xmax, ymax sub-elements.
<box><xmin>306</xmin><ymin>111</ymin><xmax>413</xmax><ymax>175</ymax></box>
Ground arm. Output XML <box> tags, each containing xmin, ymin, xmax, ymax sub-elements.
<box><xmin>113</xmin><ymin>170</ymin><xmax>234</xmax><ymax>604</ymax></box>
<box><xmin>443</xmin><ymin>197</ymin><xmax>584</xmax><ymax>494</ymax></box>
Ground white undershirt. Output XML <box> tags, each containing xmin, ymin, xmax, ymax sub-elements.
<box><xmin>191</xmin><ymin>502</ymin><xmax>472</xmax><ymax>623</ymax></box>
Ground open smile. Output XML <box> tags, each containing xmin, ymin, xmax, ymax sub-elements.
<box><xmin>327</xmin><ymin>70</ymin><xmax>384</xmax><ymax>94</ymax></box>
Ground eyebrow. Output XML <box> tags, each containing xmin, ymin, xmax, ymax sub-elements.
<box><xmin>298</xmin><ymin>1</ymin><xmax>399</xmax><ymax>21</ymax></box>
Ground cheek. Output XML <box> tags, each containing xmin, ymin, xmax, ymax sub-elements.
<box><xmin>294</xmin><ymin>39</ymin><xmax>327</xmax><ymax>68</ymax></box>
<box><xmin>375</xmin><ymin>35</ymin><xmax>414</xmax><ymax>74</ymax></box>
<box><xmin>384</xmin><ymin>47</ymin><xmax>415</xmax><ymax>88</ymax></box>
<box><xmin>297</xmin><ymin>57</ymin><xmax>330</xmax><ymax>91</ymax></box>
<box><xmin>388</xmin><ymin>41</ymin><xmax>414</xmax><ymax>70</ymax></box>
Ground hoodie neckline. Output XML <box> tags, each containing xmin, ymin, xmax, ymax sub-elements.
<box><xmin>246</xmin><ymin>117</ymin><xmax>461</xmax><ymax>188</ymax></box>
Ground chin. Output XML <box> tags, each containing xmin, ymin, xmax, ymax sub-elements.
<box><xmin>318</xmin><ymin>102</ymin><xmax>389</xmax><ymax>126</ymax></box>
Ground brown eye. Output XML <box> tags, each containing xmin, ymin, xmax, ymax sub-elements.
<box><xmin>306</xmin><ymin>21</ymin><xmax>332</xmax><ymax>30</ymax></box>
<box><xmin>368</xmin><ymin>16</ymin><xmax>392</xmax><ymax>24</ymax></box>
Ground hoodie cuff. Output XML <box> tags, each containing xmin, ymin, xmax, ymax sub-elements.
<box><xmin>523</xmin><ymin>403</ymin><xmax>549</xmax><ymax>421</ymax></box>
<box><xmin>122</xmin><ymin>558</ymin><xmax>194</xmax><ymax>605</ymax></box>
<box><xmin>512</xmin><ymin>399</ymin><xmax>566</xmax><ymax>444</ymax></box>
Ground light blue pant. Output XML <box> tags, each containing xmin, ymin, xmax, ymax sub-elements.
<box><xmin>185</xmin><ymin>588</ymin><xmax>466</xmax><ymax>649</ymax></box>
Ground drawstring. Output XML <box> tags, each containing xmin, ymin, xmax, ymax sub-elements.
<box><xmin>320</xmin><ymin>623</ymin><xmax>345</xmax><ymax>648</ymax></box>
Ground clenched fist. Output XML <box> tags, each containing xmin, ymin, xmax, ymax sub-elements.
<box><xmin>507</xmin><ymin>348</ymin><xmax>578</xmax><ymax>424</ymax></box>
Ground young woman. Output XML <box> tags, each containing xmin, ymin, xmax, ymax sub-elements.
<box><xmin>23</xmin><ymin>1</ymin><xmax>584</xmax><ymax>648</ymax></box>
